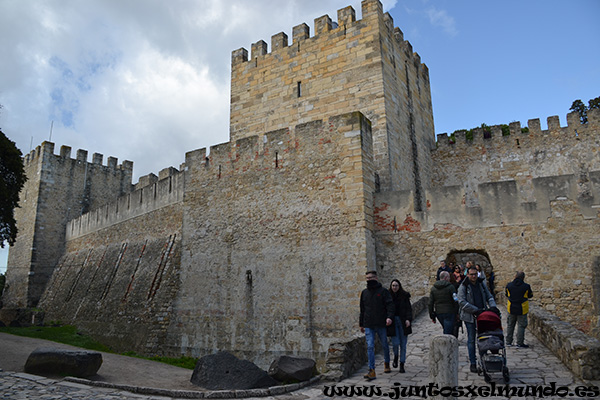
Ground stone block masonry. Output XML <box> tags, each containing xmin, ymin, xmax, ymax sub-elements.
<box><xmin>172</xmin><ymin>112</ymin><xmax>375</xmax><ymax>369</ymax></box>
<box><xmin>3</xmin><ymin>0</ymin><xmax>599</xmax><ymax>378</ymax></box>
<box><xmin>375</xmin><ymin>196</ymin><xmax>600</xmax><ymax>337</ymax></box>
<box><xmin>432</xmin><ymin>108</ymin><xmax>600</xmax><ymax>209</ymax></box>
<box><xmin>528</xmin><ymin>306</ymin><xmax>600</xmax><ymax>380</ymax></box>
<box><xmin>66</xmin><ymin>167</ymin><xmax>183</xmax><ymax>240</ymax></box>
<box><xmin>34</xmin><ymin>112</ymin><xmax>375</xmax><ymax>369</ymax></box>
<box><xmin>371</xmin><ymin>109</ymin><xmax>600</xmax><ymax>335</ymax></box>
<box><xmin>230</xmin><ymin>0</ymin><xmax>434</xmax><ymax>195</ymax></box>
<box><xmin>3</xmin><ymin>142</ymin><xmax>133</xmax><ymax>309</ymax></box>
<box><xmin>38</xmin><ymin>203</ymin><xmax>182</xmax><ymax>354</ymax></box>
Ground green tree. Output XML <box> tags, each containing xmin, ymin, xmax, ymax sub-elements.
<box><xmin>570</xmin><ymin>97</ymin><xmax>600</xmax><ymax>124</ymax></box>
<box><xmin>0</xmin><ymin>273</ymin><xmax>5</xmax><ymax>297</ymax></box>
<box><xmin>570</xmin><ymin>99</ymin><xmax>588</xmax><ymax>124</ymax></box>
<box><xmin>0</xmin><ymin>129</ymin><xmax>27</xmax><ymax>247</ymax></box>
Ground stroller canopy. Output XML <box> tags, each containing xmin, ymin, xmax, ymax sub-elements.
<box><xmin>477</xmin><ymin>310</ymin><xmax>502</xmax><ymax>333</ymax></box>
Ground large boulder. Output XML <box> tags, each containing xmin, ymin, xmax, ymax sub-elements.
<box><xmin>268</xmin><ymin>355</ymin><xmax>316</xmax><ymax>382</ymax></box>
<box><xmin>24</xmin><ymin>347</ymin><xmax>102</xmax><ymax>378</ymax></box>
<box><xmin>190</xmin><ymin>351</ymin><xmax>278</xmax><ymax>390</ymax></box>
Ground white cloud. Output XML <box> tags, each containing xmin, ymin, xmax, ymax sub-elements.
<box><xmin>0</xmin><ymin>0</ymin><xmax>402</xmax><ymax>272</ymax></box>
<box><xmin>2</xmin><ymin>0</ymin><xmax>381</xmax><ymax>181</ymax></box>
<box><xmin>426</xmin><ymin>7</ymin><xmax>457</xmax><ymax>37</ymax></box>
<box><xmin>72</xmin><ymin>44</ymin><xmax>230</xmax><ymax>173</ymax></box>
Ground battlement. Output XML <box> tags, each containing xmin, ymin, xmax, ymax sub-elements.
<box><xmin>22</xmin><ymin>141</ymin><xmax>134</xmax><ymax>173</ymax></box>
<box><xmin>375</xmin><ymin>171</ymin><xmax>600</xmax><ymax>234</ymax></box>
<box><xmin>430</xmin><ymin>108</ymin><xmax>600</xmax><ymax>196</ymax></box>
<box><xmin>435</xmin><ymin>108</ymin><xmax>600</xmax><ymax>149</ymax></box>
<box><xmin>67</xmin><ymin>168</ymin><xmax>184</xmax><ymax>240</ymax></box>
<box><xmin>67</xmin><ymin>111</ymin><xmax>371</xmax><ymax>239</ymax></box>
<box><xmin>229</xmin><ymin>0</ymin><xmax>433</xmax><ymax>194</ymax></box>
<box><xmin>133</xmin><ymin>166</ymin><xmax>181</xmax><ymax>191</ymax></box>
<box><xmin>185</xmin><ymin>129</ymin><xmax>294</xmax><ymax>174</ymax></box>
<box><xmin>231</xmin><ymin>0</ymin><xmax>426</xmax><ymax>74</ymax></box>
<box><xmin>186</xmin><ymin>112</ymin><xmax>370</xmax><ymax>181</ymax></box>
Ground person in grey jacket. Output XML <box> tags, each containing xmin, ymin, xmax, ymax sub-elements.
<box><xmin>458</xmin><ymin>266</ymin><xmax>497</xmax><ymax>372</ymax></box>
<box><xmin>428</xmin><ymin>271</ymin><xmax>457</xmax><ymax>335</ymax></box>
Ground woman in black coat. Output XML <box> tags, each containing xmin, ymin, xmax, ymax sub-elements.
<box><xmin>388</xmin><ymin>279</ymin><xmax>413</xmax><ymax>373</ymax></box>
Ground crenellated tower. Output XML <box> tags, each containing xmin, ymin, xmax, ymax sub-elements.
<box><xmin>2</xmin><ymin>142</ymin><xmax>133</xmax><ymax>308</ymax></box>
<box><xmin>230</xmin><ymin>0</ymin><xmax>435</xmax><ymax>208</ymax></box>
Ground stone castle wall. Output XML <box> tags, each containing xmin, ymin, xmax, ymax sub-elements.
<box><xmin>169</xmin><ymin>112</ymin><xmax>375</xmax><ymax>368</ymax></box>
<box><xmin>38</xmin><ymin>202</ymin><xmax>182</xmax><ymax>353</ymax></box>
<box><xmin>36</xmin><ymin>153</ymin><xmax>184</xmax><ymax>354</ymax></box>
<box><xmin>375</xmin><ymin>198</ymin><xmax>600</xmax><ymax>334</ymax></box>
<box><xmin>374</xmin><ymin>111</ymin><xmax>600</xmax><ymax>335</ymax></box>
<box><xmin>37</xmin><ymin>112</ymin><xmax>375</xmax><ymax>368</ymax></box>
<box><xmin>3</xmin><ymin>0</ymin><xmax>599</xmax><ymax>373</ymax></box>
<box><xmin>432</xmin><ymin>109</ymin><xmax>600</xmax><ymax>208</ymax></box>
<box><xmin>230</xmin><ymin>0</ymin><xmax>434</xmax><ymax>194</ymax></box>
<box><xmin>378</xmin><ymin>17</ymin><xmax>434</xmax><ymax>209</ymax></box>
<box><xmin>2</xmin><ymin>148</ymin><xmax>43</xmax><ymax>308</ymax></box>
<box><xmin>3</xmin><ymin>142</ymin><xmax>133</xmax><ymax>308</ymax></box>
<box><xmin>66</xmin><ymin>167</ymin><xmax>183</xmax><ymax>240</ymax></box>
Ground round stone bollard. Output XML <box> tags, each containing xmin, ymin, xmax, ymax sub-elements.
<box><xmin>429</xmin><ymin>335</ymin><xmax>458</xmax><ymax>400</ymax></box>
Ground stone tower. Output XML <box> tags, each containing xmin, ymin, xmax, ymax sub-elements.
<box><xmin>2</xmin><ymin>142</ymin><xmax>133</xmax><ymax>308</ymax></box>
<box><xmin>230</xmin><ymin>0</ymin><xmax>435</xmax><ymax>208</ymax></box>
<box><xmin>3</xmin><ymin>0</ymin><xmax>437</xmax><ymax>368</ymax></box>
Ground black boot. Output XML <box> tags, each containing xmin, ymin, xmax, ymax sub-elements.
<box><xmin>392</xmin><ymin>355</ymin><xmax>398</xmax><ymax>368</ymax></box>
<box><xmin>399</xmin><ymin>362</ymin><xmax>405</xmax><ymax>373</ymax></box>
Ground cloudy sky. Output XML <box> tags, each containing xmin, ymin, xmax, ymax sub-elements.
<box><xmin>1</xmin><ymin>0</ymin><xmax>599</xmax><ymax>273</ymax></box>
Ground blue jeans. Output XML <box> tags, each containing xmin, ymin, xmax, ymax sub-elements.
<box><xmin>391</xmin><ymin>316</ymin><xmax>408</xmax><ymax>363</ymax></box>
<box><xmin>465</xmin><ymin>321</ymin><xmax>477</xmax><ymax>365</ymax></box>
<box><xmin>436</xmin><ymin>313</ymin><xmax>455</xmax><ymax>335</ymax></box>
<box><xmin>364</xmin><ymin>327</ymin><xmax>390</xmax><ymax>370</ymax></box>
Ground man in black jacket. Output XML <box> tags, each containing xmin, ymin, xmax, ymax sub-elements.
<box><xmin>436</xmin><ymin>260</ymin><xmax>452</xmax><ymax>280</ymax></box>
<box><xmin>359</xmin><ymin>270</ymin><xmax>394</xmax><ymax>380</ymax></box>
<box><xmin>505</xmin><ymin>271</ymin><xmax>533</xmax><ymax>348</ymax></box>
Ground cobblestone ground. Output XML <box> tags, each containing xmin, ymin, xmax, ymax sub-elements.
<box><xmin>1</xmin><ymin>307</ymin><xmax>599</xmax><ymax>400</ymax></box>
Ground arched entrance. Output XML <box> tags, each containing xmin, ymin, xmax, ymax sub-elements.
<box><xmin>446</xmin><ymin>249</ymin><xmax>497</xmax><ymax>298</ymax></box>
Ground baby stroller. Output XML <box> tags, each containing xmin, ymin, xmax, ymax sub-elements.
<box><xmin>476</xmin><ymin>310</ymin><xmax>509</xmax><ymax>383</ymax></box>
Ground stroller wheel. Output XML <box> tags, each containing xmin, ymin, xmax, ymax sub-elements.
<box><xmin>483</xmin><ymin>372</ymin><xmax>492</xmax><ymax>383</ymax></box>
<box><xmin>503</xmin><ymin>367</ymin><xmax>510</xmax><ymax>383</ymax></box>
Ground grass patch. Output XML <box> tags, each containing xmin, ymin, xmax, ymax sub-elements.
<box><xmin>0</xmin><ymin>325</ymin><xmax>112</xmax><ymax>352</ymax></box>
<box><xmin>121</xmin><ymin>351</ymin><xmax>197</xmax><ymax>369</ymax></box>
<box><xmin>0</xmin><ymin>325</ymin><xmax>197</xmax><ymax>369</ymax></box>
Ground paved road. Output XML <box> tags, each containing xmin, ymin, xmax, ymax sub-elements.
<box><xmin>1</xmin><ymin>307</ymin><xmax>599</xmax><ymax>399</ymax></box>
